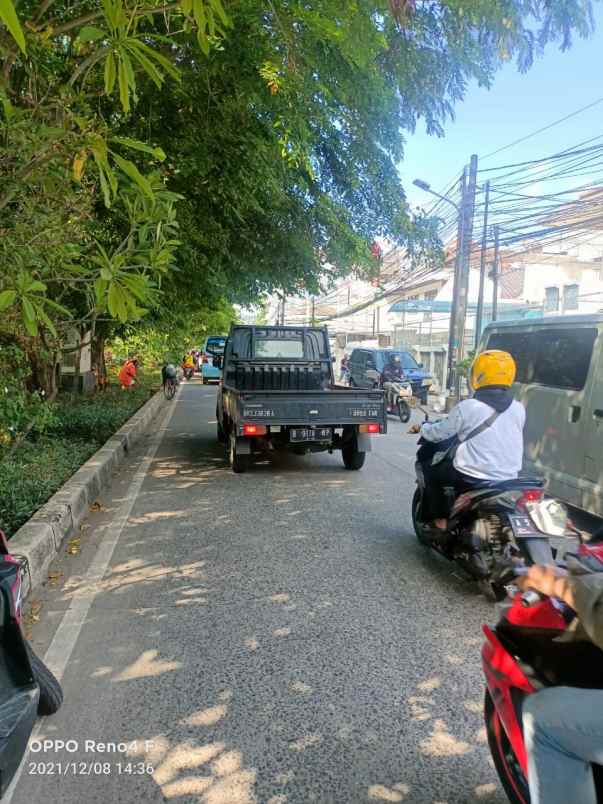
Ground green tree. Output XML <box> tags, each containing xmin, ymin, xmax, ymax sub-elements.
<box><xmin>0</xmin><ymin>0</ymin><xmax>595</xmax><ymax>396</ymax></box>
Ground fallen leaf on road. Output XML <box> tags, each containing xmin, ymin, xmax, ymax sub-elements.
<box><xmin>90</xmin><ymin>502</ymin><xmax>103</xmax><ymax>512</ymax></box>
<box><xmin>48</xmin><ymin>571</ymin><xmax>64</xmax><ymax>587</ymax></box>
<box><xmin>23</xmin><ymin>600</ymin><xmax>42</xmax><ymax>629</ymax></box>
<box><xmin>67</xmin><ymin>538</ymin><xmax>80</xmax><ymax>555</ymax></box>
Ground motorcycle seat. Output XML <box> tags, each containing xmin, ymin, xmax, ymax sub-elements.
<box><xmin>493</xmin><ymin>477</ymin><xmax>546</xmax><ymax>491</ymax></box>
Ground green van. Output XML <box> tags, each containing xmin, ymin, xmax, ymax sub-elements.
<box><xmin>481</xmin><ymin>314</ymin><xmax>603</xmax><ymax>518</ymax></box>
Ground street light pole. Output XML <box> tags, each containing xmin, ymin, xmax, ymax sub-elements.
<box><xmin>413</xmin><ymin>161</ymin><xmax>479</xmax><ymax>402</ymax></box>
<box><xmin>454</xmin><ymin>154</ymin><xmax>479</xmax><ymax>379</ymax></box>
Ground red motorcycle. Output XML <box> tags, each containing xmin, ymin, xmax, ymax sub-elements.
<box><xmin>482</xmin><ymin>536</ymin><xmax>603</xmax><ymax>803</ymax></box>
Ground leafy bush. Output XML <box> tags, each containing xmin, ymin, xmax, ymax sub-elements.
<box><xmin>0</xmin><ymin>439</ymin><xmax>95</xmax><ymax>538</ymax></box>
<box><xmin>0</xmin><ymin>378</ymin><xmax>158</xmax><ymax>538</ymax></box>
<box><xmin>48</xmin><ymin>386</ymin><xmax>152</xmax><ymax>444</ymax></box>
<box><xmin>0</xmin><ymin>344</ymin><xmax>56</xmax><ymax>453</ymax></box>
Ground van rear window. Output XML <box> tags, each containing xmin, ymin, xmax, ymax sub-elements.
<box><xmin>486</xmin><ymin>327</ymin><xmax>597</xmax><ymax>390</ymax></box>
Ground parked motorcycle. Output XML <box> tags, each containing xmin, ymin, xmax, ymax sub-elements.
<box><xmin>411</xmin><ymin>409</ymin><xmax>564</xmax><ymax>599</ymax></box>
<box><xmin>0</xmin><ymin>529</ymin><xmax>63</xmax><ymax>795</ymax></box>
<box><xmin>383</xmin><ymin>380</ymin><xmax>413</xmax><ymax>423</ymax></box>
<box><xmin>482</xmin><ymin>535</ymin><xmax>603</xmax><ymax>803</ymax></box>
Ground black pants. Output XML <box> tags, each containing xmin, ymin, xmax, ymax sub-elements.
<box><xmin>420</xmin><ymin>458</ymin><xmax>490</xmax><ymax>521</ymax></box>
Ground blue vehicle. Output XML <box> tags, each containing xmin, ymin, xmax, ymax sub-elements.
<box><xmin>348</xmin><ymin>347</ymin><xmax>433</xmax><ymax>403</ymax></box>
<box><xmin>201</xmin><ymin>336</ymin><xmax>227</xmax><ymax>384</ymax></box>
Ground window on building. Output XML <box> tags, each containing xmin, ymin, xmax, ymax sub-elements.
<box><xmin>423</xmin><ymin>290</ymin><xmax>437</xmax><ymax>322</ymax></box>
<box><xmin>544</xmin><ymin>286</ymin><xmax>560</xmax><ymax>313</ymax></box>
<box><xmin>487</xmin><ymin>327</ymin><xmax>597</xmax><ymax>390</ymax></box>
<box><xmin>563</xmin><ymin>284</ymin><xmax>579</xmax><ymax>312</ymax></box>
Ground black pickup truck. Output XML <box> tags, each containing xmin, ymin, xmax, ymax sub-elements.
<box><xmin>215</xmin><ymin>325</ymin><xmax>386</xmax><ymax>472</ymax></box>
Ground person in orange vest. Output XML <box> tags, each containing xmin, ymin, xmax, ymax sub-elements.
<box><xmin>119</xmin><ymin>357</ymin><xmax>139</xmax><ymax>390</ymax></box>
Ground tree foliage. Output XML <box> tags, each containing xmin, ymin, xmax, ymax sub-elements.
<box><xmin>0</xmin><ymin>0</ymin><xmax>596</xmax><ymax>390</ymax></box>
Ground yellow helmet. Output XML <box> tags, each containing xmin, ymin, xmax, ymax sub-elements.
<box><xmin>470</xmin><ymin>350</ymin><xmax>516</xmax><ymax>390</ymax></box>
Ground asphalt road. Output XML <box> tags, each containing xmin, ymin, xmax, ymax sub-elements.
<box><xmin>10</xmin><ymin>379</ymin><xmax>507</xmax><ymax>804</ymax></box>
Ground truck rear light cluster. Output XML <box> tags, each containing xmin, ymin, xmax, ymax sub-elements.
<box><xmin>359</xmin><ymin>423</ymin><xmax>380</xmax><ymax>434</ymax></box>
<box><xmin>242</xmin><ymin>424</ymin><xmax>267</xmax><ymax>436</ymax></box>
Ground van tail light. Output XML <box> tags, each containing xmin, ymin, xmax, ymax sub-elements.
<box><xmin>242</xmin><ymin>424</ymin><xmax>267</xmax><ymax>436</ymax></box>
<box><xmin>359</xmin><ymin>423</ymin><xmax>380</xmax><ymax>434</ymax></box>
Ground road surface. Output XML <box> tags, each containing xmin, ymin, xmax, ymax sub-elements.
<box><xmin>10</xmin><ymin>380</ymin><xmax>506</xmax><ymax>804</ymax></box>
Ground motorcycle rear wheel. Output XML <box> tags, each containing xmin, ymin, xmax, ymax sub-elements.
<box><xmin>484</xmin><ymin>690</ymin><xmax>529</xmax><ymax>804</ymax></box>
<box><xmin>411</xmin><ymin>488</ymin><xmax>430</xmax><ymax>546</ymax></box>
<box><xmin>398</xmin><ymin>400</ymin><xmax>411</xmax><ymax>424</ymax></box>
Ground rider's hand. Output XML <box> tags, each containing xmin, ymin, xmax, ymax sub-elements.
<box><xmin>408</xmin><ymin>424</ymin><xmax>421</xmax><ymax>435</ymax></box>
<box><xmin>517</xmin><ymin>565</ymin><xmax>574</xmax><ymax>608</ymax></box>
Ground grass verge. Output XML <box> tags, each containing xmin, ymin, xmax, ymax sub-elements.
<box><xmin>0</xmin><ymin>376</ymin><xmax>159</xmax><ymax>538</ymax></box>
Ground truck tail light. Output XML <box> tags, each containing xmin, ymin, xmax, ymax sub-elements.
<box><xmin>243</xmin><ymin>424</ymin><xmax>267</xmax><ymax>436</ymax></box>
<box><xmin>359</xmin><ymin>423</ymin><xmax>380</xmax><ymax>434</ymax></box>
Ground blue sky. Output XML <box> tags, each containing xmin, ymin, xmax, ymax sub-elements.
<box><xmin>401</xmin><ymin>5</ymin><xmax>603</xmax><ymax>209</ymax></box>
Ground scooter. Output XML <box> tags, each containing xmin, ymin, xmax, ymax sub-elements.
<box><xmin>383</xmin><ymin>380</ymin><xmax>413</xmax><ymax>423</ymax></box>
<box><xmin>183</xmin><ymin>366</ymin><xmax>194</xmax><ymax>381</ymax></box>
<box><xmin>0</xmin><ymin>529</ymin><xmax>63</xmax><ymax>795</ymax></box>
<box><xmin>482</xmin><ymin>535</ymin><xmax>603</xmax><ymax>802</ymax></box>
<box><xmin>411</xmin><ymin>408</ymin><xmax>563</xmax><ymax>599</ymax></box>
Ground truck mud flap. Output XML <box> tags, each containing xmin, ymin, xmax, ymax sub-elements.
<box><xmin>235</xmin><ymin>437</ymin><xmax>251</xmax><ymax>454</ymax></box>
<box><xmin>356</xmin><ymin>433</ymin><xmax>372</xmax><ymax>452</ymax></box>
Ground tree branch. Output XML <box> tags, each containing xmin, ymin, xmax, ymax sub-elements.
<box><xmin>46</xmin><ymin>2</ymin><xmax>181</xmax><ymax>35</ymax></box>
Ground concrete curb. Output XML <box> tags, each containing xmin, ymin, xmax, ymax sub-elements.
<box><xmin>10</xmin><ymin>390</ymin><xmax>166</xmax><ymax>599</ymax></box>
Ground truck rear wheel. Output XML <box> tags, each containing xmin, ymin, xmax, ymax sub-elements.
<box><xmin>342</xmin><ymin>436</ymin><xmax>365</xmax><ymax>470</ymax></box>
<box><xmin>229</xmin><ymin>432</ymin><xmax>250</xmax><ymax>473</ymax></box>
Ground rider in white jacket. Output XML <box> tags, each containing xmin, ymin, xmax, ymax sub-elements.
<box><xmin>410</xmin><ymin>350</ymin><xmax>525</xmax><ymax>529</ymax></box>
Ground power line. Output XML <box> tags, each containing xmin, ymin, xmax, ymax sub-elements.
<box><xmin>480</xmin><ymin>96</ymin><xmax>603</xmax><ymax>161</ymax></box>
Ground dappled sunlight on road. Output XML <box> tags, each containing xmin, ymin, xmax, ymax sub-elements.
<box><xmin>287</xmin><ymin>733</ymin><xmax>322</xmax><ymax>753</ymax></box>
<box><xmin>368</xmin><ymin>782</ymin><xmax>410</xmax><ymax>801</ymax></box>
<box><xmin>420</xmin><ymin>718</ymin><xmax>472</xmax><ymax>757</ymax></box>
<box><xmin>60</xmin><ymin>558</ymin><xmax>207</xmax><ymax>600</ymax></box>
<box><xmin>114</xmin><ymin>649</ymin><xmax>181</xmax><ymax>682</ymax></box>
<box><xmin>129</xmin><ymin>509</ymin><xmax>189</xmax><ymax>524</ymax></box>
<box><xmin>126</xmin><ymin>690</ymin><xmax>258</xmax><ymax>803</ymax></box>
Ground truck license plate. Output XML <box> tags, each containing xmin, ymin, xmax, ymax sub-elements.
<box><xmin>290</xmin><ymin>427</ymin><xmax>332</xmax><ymax>443</ymax></box>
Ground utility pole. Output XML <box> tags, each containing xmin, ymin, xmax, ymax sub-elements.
<box><xmin>280</xmin><ymin>293</ymin><xmax>286</xmax><ymax>325</ymax></box>
<box><xmin>474</xmin><ymin>180</ymin><xmax>490</xmax><ymax>349</ymax></box>
<box><xmin>446</xmin><ymin>168</ymin><xmax>466</xmax><ymax>391</ymax></box>
<box><xmin>447</xmin><ymin>154</ymin><xmax>478</xmax><ymax>399</ymax></box>
<box><xmin>311</xmin><ymin>296</ymin><xmax>316</xmax><ymax>326</ymax></box>
<box><xmin>491</xmin><ymin>225</ymin><xmax>500</xmax><ymax>322</ymax></box>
